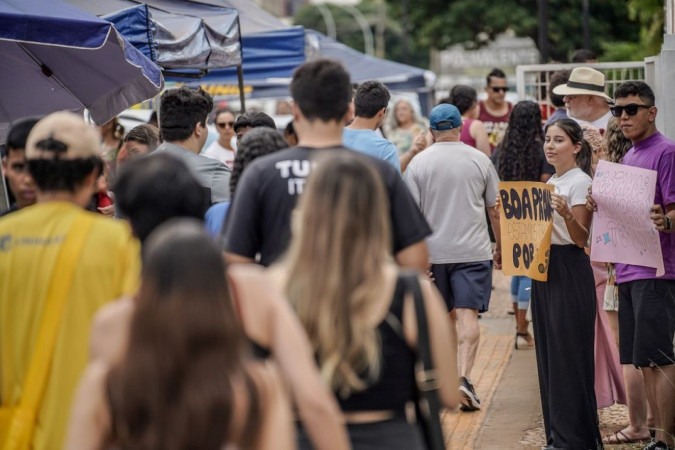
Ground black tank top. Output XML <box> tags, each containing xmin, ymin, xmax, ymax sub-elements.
<box><xmin>338</xmin><ymin>275</ymin><xmax>415</xmax><ymax>413</ymax></box>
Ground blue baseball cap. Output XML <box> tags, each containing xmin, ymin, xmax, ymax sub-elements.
<box><xmin>429</xmin><ymin>104</ymin><xmax>462</xmax><ymax>131</ymax></box>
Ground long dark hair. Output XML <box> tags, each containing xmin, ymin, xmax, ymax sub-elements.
<box><xmin>497</xmin><ymin>101</ymin><xmax>544</xmax><ymax>181</ymax></box>
<box><xmin>545</xmin><ymin>118</ymin><xmax>593</xmax><ymax>176</ymax></box>
<box><xmin>447</xmin><ymin>85</ymin><xmax>477</xmax><ymax>115</ymax></box>
<box><xmin>106</xmin><ymin>220</ymin><xmax>261</xmax><ymax>450</ymax></box>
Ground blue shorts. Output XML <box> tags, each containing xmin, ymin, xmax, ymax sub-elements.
<box><xmin>430</xmin><ymin>261</ymin><xmax>493</xmax><ymax>312</ymax></box>
<box><xmin>510</xmin><ymin>276</ymin><xmax>532</xmax><ymax>310</ymax></box>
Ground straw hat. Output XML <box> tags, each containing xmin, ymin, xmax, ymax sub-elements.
<box><xmin>552</xmin><ymin>67</ymin><xmax>611</xmax><ymax>101</ymax></box>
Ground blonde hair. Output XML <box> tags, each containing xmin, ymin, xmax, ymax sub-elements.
<box><xmin>284</xmin><ymin>152</ymin><xmax>391</xmax><ymax>398</ymax></box>
<box><xmin>386</xmin><ymin>98</ymin><xmax>424</xmax><ymax>130</ymax></box>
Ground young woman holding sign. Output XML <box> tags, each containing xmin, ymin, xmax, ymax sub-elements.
<box><xmin>531</xmin><ymin>118</ymin><xmax>602</xmax><ymax>450</ymax></box>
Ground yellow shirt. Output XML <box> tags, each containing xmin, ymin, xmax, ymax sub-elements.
<box><xmin>0</xmin><ymin>202</ymin><xmax>140</xmax><ymax>450</ymax></box>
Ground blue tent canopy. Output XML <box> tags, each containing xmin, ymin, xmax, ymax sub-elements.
<box><xmin>187</xmin><ymin>26</ymin><xmax>306</xmax><ymax>84</ymax></box>
<box><xmin>68</xmin><ymin>0</ymin><xmax>306</xmax><ymax>80</ymax></box>
<box><xmin>66</xmin><ymin>0</ymin><xmax>243</xmax><ymax>70</ymax></box>
<box><xmin>190</xmin><ymin>0</ymin><xmax>296</xmax><ymax>34</ymax></box>
<box><xmin>307</xmin><ymin>30</ymin><xmax>431</xmax><ymax>92</ymax></box>
<box><xmin>194</xmin><ymin>30</ymin><xmax>433</xmax><ymax>104</ymax></box>
<box><xmin>162</xmin><ymin>0</ymin><xmax>307</xmax><ymax>82</ymax></box>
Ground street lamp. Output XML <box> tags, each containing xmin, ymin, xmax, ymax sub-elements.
<box><xmin>311</xmin><ymin>2</ymin><xmax>375</xmax><ymax>56</ymax></box>
<box><xmin>315</xmin><ymin>3</ymin><xmax>336</xmax><ymax>40</ymax></box>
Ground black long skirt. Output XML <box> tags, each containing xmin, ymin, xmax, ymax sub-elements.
<box><xmin>531</xmin><ymin>245</ymin><xmax>603</xmax><ymax>450</ymax></box>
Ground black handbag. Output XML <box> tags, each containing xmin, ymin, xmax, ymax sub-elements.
<box><xmin>402</xmin><ymin>273</ymin><xmax>446</xmax><ymax>450</ymax></box>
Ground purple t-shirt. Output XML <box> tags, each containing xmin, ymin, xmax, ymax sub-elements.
<box><xmin>615</xmin><ymin>131</ymin><xmax>675</xmax><ymax>283</ymax></box>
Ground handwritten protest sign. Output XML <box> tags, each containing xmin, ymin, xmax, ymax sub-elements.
<box><xmin>590</xmin><ymin>160</ymin><xmax>664</xmax><ymax>276</ymax></box>
<box><xmin>499</xmin><ymin>181</ymin><xmax>554</xmax><ymax>281</ymax></box>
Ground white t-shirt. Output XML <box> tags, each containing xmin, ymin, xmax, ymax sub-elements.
<box><xmin>202</xmin><ymin>141</ymin><xmax>235</xmax><ymax>169</ymax></box>
<box><xmin>547</xmin><ymin>167</ymin><xmax>592</xmax><ymax>245</ymax></box>
<box><xmin>572</xmin><ymin>109</ymin><xmax>611</xmax><ymax>132</ymax></box>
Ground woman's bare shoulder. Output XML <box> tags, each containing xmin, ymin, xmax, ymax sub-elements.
<box><xmin>90</xmin><ymin>296</ymin><xmax>135</xmax><ymax>362</ymax></box>
<box><xmin>93</xmin><ymin>296</ymin><xmax>134</xmax><ymax>329</ymax></box>
<box><xmin>228</xmin><ymin>264</ymin><xmax>286</xmax><ymax>305</ymax></box>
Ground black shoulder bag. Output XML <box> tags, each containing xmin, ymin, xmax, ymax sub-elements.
<box><xmin>402</xmin><ymin>273</ymin><xmax>445</xmax><ymax>450</ymax></box>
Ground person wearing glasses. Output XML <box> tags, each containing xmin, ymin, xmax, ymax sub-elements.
<box><xmin>588</xmin><ymin>81</ymin><xmax>675</xmax><ymax>450</ymax></box>
<box><xmin>478</xmin><ymin>68</ymin><xmax>513</xmax><ymax>151</ymax></box>
<box><xmin>553</xmin><ymin>67</ymin><xmax>613</xmax><ymax>132</ymax></box>
<box><xmin>203</xmin><ymin>107</ymin><xmax>237</xmax><ymax>169</ymax></box>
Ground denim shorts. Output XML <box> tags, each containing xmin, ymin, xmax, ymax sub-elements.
<box><xmin>510</xmin><ymin>275</ymin><xmax>532</xmax><ymax>310</ymax></box>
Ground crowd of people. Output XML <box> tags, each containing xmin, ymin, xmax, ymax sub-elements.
<box><xmin>0</xmin><ymin>56</ymin><xmax>673</xmax><ymax>450</ymax></box>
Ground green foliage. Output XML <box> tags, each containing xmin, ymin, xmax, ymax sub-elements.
<box><xmin>294</xmin><ymin>0</ymin><xmax>658</xmax><ymax>69</ymax></box>
<box><xmin>385</xmin><ymin>0</ymin><xmax>643</xmax><ymax>64</ymax></box>
<box><xmin>293</xmin><ymin>0</ymin><xmax>428</xmax><ymax>68</ymax></box>
<box><xmin>601</xmin><ymin>0</ymin><xmax>664</xmax><ymax>61</ymax></box>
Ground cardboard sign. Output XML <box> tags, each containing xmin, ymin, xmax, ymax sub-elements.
<box><xmin>499</xmin><ymin>181</ymin><xmax>554</xmax><ymax>281</ymax></box>
<box><xmin>590</xmin><ymin>160</ymin><xmax>664</xmax><ymax>276</ymax></box>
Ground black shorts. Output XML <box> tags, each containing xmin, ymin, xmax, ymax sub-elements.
<box><xmin>430</xmin><ymin>261</ymin><xmax>493</xmax><ymax>312</ymax></box>
<box><xmin>618</xmin><ymin>279</ymin><xmax>675</xmax><ymax>368</ymax></box>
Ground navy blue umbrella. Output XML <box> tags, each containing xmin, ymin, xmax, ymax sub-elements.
<box><xmin>0</xmin><ymin>0</ymin><xmax>163</xmax><ymax>131</ymax></box>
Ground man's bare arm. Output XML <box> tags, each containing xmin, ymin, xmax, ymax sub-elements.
<box><xmin>395</xmin><ymin>240</ymin><xmax>429</xmax><ymax>272</ymax></box>
<box><xmin>223</xmin><ymin>251</ymin><xmax>255</xmax><ymax>265</ymax></box>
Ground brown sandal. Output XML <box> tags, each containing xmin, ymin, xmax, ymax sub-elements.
<box><xmin>602</xmin><ymin>430</ymin><xmax>650</xmax><ymax>445</ymax></box>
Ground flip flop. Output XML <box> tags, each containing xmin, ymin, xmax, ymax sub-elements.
<box><xmin>602</xmin><ymin>430</ymin><xmax>650</xmax><ymax>445</ymax></box>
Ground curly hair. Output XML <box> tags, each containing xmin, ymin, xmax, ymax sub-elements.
<box><xmin>229</xmin><ymin>128</ymin><xmax>288</xmax><ymax>197</ymax></box>
<box><xmin>604</xmin><ymin>117</ymin><xmax>632</xmax><ymax>163</ymax></box>
<box><xmin>497</xmin><ymin>101</ymin><xmax>544</xmax><ymax>181</ymax></box>
<box><xmin>581</xmin><ymin>124</ymin><xmax>605</xmax><ymax>174</ymax></box>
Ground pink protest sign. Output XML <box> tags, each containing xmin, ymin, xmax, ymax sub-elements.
<box><xmin>590</xmin><ymin>160</ymin><xmax>664</xmax><ymax>276</ymax></box>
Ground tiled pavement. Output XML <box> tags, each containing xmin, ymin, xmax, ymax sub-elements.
<box><xmin>440</xmin><ymin>270</ymin><xmax>635</xmax><ymax>449</ymax></box>
<box><xmin>441</xmin><ymin>335</ymin><xmax>514</xmax><ymax>449</ymax></box>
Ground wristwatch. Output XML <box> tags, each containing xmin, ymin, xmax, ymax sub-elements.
<box><xmin>666</xmin><ymin>215</ymin><xmax>673</xmax><ymax>231</ymax></box>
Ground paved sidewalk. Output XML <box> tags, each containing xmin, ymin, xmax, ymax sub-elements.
<box><xmin>443</xmin><ymin>270</ymin><xmax>636</xmax><ymax>449</ymax></box>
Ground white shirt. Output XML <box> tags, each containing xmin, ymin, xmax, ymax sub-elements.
<box><xmin>547</xmin><ymin>168</ymin><xmax>592</xmax><ymax>245</ymax></box>
<box><xmin>202</xmin><ymin>141</ymin><xmax>235</xmax><ymax>169</ymax></box>
<box><xmin>572</xmin><ymin>109</ymin><xmax>612</xmax><ymax>131</ymax></box>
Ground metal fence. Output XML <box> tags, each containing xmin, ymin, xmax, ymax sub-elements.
<box><xmin>515</xmin><ymin>62</ymin><xmax>646</xmax><ymax>106</ymax></box>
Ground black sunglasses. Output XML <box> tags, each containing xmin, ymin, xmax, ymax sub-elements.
<box><xmin>609</xmin><ymin>103</ymin><xmax>651</xmax><ymax>117</ymax></box>
<box><xmin>491</xmin><ymin>87</ymin><xmax>509</xmax><ymax>93</ymax></box>
<box><xmin>217</xmin><ymin>121</ymin><xmax>235</xmax><ymax>129</ymax></box>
